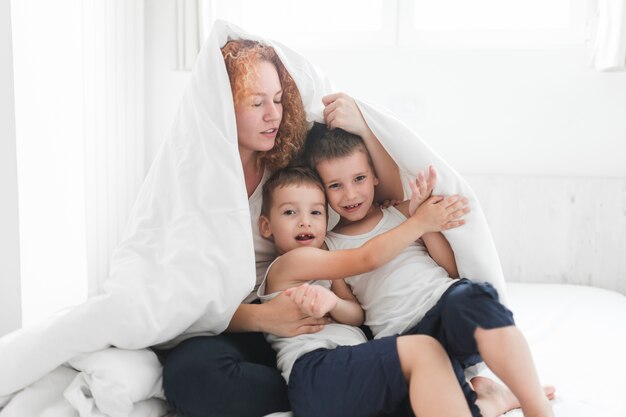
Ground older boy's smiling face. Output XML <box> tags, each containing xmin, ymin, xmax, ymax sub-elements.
<box><xmin>263</xmin><ymin>184</ymin><xmax>328</xmax><ymax>254</ymax></box>
<box><xmin>316</xmin><ymin>150</ymin><xmax>379</xmax><ymax>224</ymax></box>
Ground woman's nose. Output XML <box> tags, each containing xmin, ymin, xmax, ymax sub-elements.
<box><xmin>264</xmin><ymin>102</ymin><xmax>281</xmax><ymax>121</ymax></box>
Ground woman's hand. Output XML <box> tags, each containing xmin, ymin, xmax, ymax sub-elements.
<box><xmin>322</xmin><ymin>92</ymin><xmax>370</xmax><ymax>138</ymax></box>
<box><xmin>259</xmin><ymin>291</ymin><xmax>329</xmax><ymax>337</ymax></box>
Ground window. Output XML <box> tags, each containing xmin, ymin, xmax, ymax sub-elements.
<box><xmin>197</xmin><ymin>0</ymin><xmax>589</xmax><ymax>49</ymax></box>
<box><xmin>398</xmin><ymin>0</ymin><xmax>589</xmax><ymax>48</ymax></box>
<box><xmin>199</xmin><ymin>0</ymin><xmax>397</xmax><ymax>48</ymax></box>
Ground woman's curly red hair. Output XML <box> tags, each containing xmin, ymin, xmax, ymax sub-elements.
<box><xmin>221</xmin><ymin>39</ymin><xmax>307</xmax><ymax>171</ymax></box>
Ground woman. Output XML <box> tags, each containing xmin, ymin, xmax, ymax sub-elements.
<box><xmin>160</xmin><ymin>40</ymin><xmax>405</xmax><ymax>417</ymax></box>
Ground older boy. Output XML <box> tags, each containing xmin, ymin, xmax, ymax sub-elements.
<box><xmin>301</xmin><ymin>122</ymin><xmax>555</xmax><ymax>417</ymax></box>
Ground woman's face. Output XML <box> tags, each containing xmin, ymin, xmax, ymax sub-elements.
<box><xmin>235</xmin><ymin>60</ymin><xmax>283</xmax><ymax>158</ymax></box>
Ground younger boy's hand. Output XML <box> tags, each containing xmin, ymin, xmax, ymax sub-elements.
<box><xmin>284</xmin><ymin>283</ymin><xmax>338</xmax><ymax>319</ymax></box>
<box><xmin>408</xmin><ymin>165</ymin><xmax>437</xmax><ymax>216</ymax></box>
<box><xmin>413</xmin><ymin>194</ymin><xmax>469</xmax><ymax>232</ymax></box>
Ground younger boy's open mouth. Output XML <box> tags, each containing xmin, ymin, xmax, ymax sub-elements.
<box><xmin>295</xmin><ymin>233</ymin><xmax>315</xmax><ymax>243</ymax></box>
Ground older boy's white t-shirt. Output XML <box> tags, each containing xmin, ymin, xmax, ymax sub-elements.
<box><xmin>326</xmin><ymin>206</ymin><xmax>456</xmax><ymax>338</ymax></box>
<box><xmin>245</xmin><ymin>169</ymin><xmax>277</xmax><ymax>303</ymax></box>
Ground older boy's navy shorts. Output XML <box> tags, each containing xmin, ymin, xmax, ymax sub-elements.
<box><xmin>288</xmin><ymin>336</ymin><xmax>412</xmax><ymax>417</ymax></box>
<box><xmin>404</xmin><ymin>278</ymin><xmax>515</xmax><ymax>417</ymax></box>
<box><xmin>404</xmin><ymin>278</ymin><xmax>515</xmax><ymax>367</ymax></box>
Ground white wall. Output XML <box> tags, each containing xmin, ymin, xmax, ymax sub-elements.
<box><xmin>144</xmin><ymin>4</ymin><xmax>626</xmax><ymax>294</ymax></box>
<box><xmin>0</xmin><ymin>0</ymin><xmax>22</xmax><ymax>336</ymax></box>
<box><xmin>301</xmin><ymin>47</ymin><xmax>626</xmax><ymax>178</ymax></box>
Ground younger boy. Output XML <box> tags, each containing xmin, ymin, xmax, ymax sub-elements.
<box><xmin>300</xmin><ymin>123</ymin><xmax>555</xmax><ymax>417</ymax></box>
<box><xmin>257</xmin><ymin>165</ymin><xmax>478</xmax><ymax>417</ymax></box>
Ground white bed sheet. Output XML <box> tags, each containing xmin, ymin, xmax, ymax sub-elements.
<box><xmin>490</xmin><ymin>282</ymin><xmax>626</xmax><ymax>417</ymax></box>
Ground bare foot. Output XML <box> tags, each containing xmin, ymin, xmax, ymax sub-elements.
<box><xmin>471</xmin><ymin>376</ymin><xmax>556</xmax><ymax>417</ymax></box>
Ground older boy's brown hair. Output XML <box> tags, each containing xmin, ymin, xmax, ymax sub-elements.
<box><xmin>261</xmin><ymin>166</ymin><xmax>326</xmax><ymax>216</ymax></box>
<box><xmin>303</xmin><ymin>122</ymin><xmax>375</xmax><ymax>172</ymax></box>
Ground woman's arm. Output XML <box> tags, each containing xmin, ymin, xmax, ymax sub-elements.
<box><xmin>322</xmin><ymin>92</ymin><xmax>404</xmax><ymax>202</ymax></box>
<box><xmin>226</xmin><ymin>294</ymin><xmax>329</xmax><ymax>337</ymax></box>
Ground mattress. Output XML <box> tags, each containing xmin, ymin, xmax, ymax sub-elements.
<box><xmin>490</xmin><ymin>282</ymin><xmax>626</xmax><ymax>417</ymax></box>
<box><xmin>1</xmin><ymin>282</ymin><xmax>624</xmax><ymax>417</ymax></box>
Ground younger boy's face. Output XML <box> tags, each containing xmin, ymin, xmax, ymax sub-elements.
<box><xmin>315</xmin><ymin>150</ymin><xmax>379</xmax><ymax>224</ymax></box>
<box><xmin>260</xmin><ymin>184</ymin><xmax>328</xmax><ymax>255</ymax></box>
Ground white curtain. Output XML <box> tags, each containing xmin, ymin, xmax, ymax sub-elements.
<box><xmin>83</xmin><ymin>0</ymin><xmax>146</xmax><ymax>296</ymax></box>
<box><xmin>591</xmin><ymin>0</ymin><xmax>626</xmax><ymax>71</ymax></box>
<box><xmin>12</xmin><ymin>0</ymin><xmax>145</xmax><ymax>326</ymax></box>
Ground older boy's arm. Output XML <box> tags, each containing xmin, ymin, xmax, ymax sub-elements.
<box><xmin>422</xmin><ymin>232</ymin><xmax>459</xmax><ymax>278</ymax></box>
<box><xmin>322</xmin><ymin>92</ymin><xmax>404</xmax><ymax>202</ymax></box>
<box><xmin>330</xmin><ymin>280</ymin><xmax>364</xmax><ymax>326</ymax></box>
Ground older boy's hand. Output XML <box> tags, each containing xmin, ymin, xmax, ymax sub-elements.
<box><xmin>408</xmin><ymin>165</ymin><xmax>437</xmax><ymax>216</ymax></box>
<box><xmin>260</xmin><ymin>291</ymin><xmax>329</xmax><ymax>337</ymax></box>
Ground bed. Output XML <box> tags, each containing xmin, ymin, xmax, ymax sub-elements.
<box><xmin>1</xmin><ymin>20</ymin><xmax>624</xmax><ymax>417</ymax></box>
<box><xmin>1</xmin><ymin>281</ymin><xmax>624</xmax><ymax>417</ymax></box>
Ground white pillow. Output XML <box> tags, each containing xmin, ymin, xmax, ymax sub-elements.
<box><xmin>66</xmin><ymin>348</ymin><xmax>164</xmax><ymax>417</ymax></box>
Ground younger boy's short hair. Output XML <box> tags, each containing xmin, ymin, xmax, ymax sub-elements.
<box><xmin>261</xmin><ymin>166</ymin><xmax>326</xmax><ymax>216</ymax></box>
<box><xmin>303</xmin><ymin>122</ymin><xmax>375</xmax><ymax>172</ymax></box>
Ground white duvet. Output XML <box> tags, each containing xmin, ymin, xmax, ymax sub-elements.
<box><xmin>0</xmin><ymin>21</ymin><xmax>506</xmax><ymax>416</ymax></box>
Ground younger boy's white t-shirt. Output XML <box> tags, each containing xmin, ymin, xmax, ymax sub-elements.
<box><xmin>257</xmin><ymin>259</ymin><xmax>367</xmax><ymax>382</ymax></box>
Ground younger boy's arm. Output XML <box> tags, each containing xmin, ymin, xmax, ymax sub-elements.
<box><xmin>267</xmin><ymin>194</ymin><xmax>468</xmax><ymax>293</ymax></box>
<box><xmin>285</xmin><ymin>281</ymin><xmax>364</xmax><ymax>326</ymax></box>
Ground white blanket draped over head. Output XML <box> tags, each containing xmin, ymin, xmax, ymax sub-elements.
<box><xmin>0</xmin><ymin>20</ymin><xmax>505</xmax><ymax>415</ymax></box>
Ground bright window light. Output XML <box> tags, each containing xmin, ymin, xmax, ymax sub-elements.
<box><xmin>413</xmin><ymin>0</ymin><xmax>572</xmax><ymax>31</ymax></box>
<box><xmin>12</xmin><ymin>0</ymin><xmax>88</xmax><ymax>327</ymax></box>
<box><xmin>201</xmin><ymin>0</ymin><xmax>395</xmax><ymax>48</ymax></box>
<box><xmin>238</xmin><ymin>0</ymin><xmax>384</xmax><ymax>33</ymax></box>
